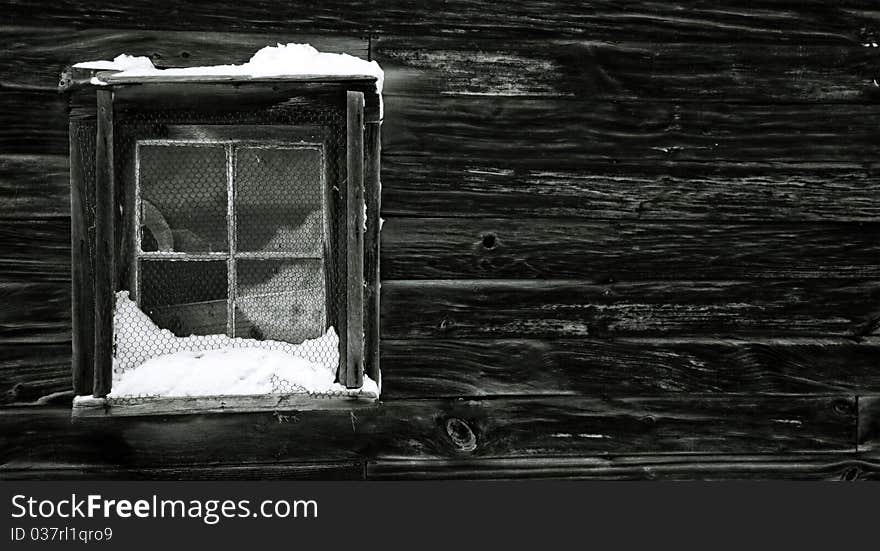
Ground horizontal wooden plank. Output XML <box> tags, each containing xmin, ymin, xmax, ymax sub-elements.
<box><xmin>1</xmin><ymin>26</ymin><xmax>369</xmax><ymax>90</ymax></box>
<box><xmin>75</xmin><ymin>394</ymin><xmax>378</xmax><ymax>418</ymax></box>
<box><xmin>383</xmin><ymin>97</ymin><xmax>880</xmax><ymax>162</ymax></box>
<box><xmin>381</xmin><ymin>158</ymin><xmax>880</xmax><ymax>221</ymax></box>
<box><xmin>3</xmin><ymin>2</ymin><xmax>879</xmax><ymax>43</ymax></box>
<box><xmin>381</xmin><ymin>280</ymin><xmax>880</xmax><ymax>339</ymax></box>
<box><xmin>0</xmin><ymin>396</ymin><xmax>856</xmax><ymax>471</ymax></box>
<box><xmin>368</xmin><ymin>455</ymin><xmax>879</xmax><ymax>480</ymax></box>
<box><xmin>0</xmin><ymin>282</ymin><xmax>70</xmax><ymax>344</ymax></box>
<box><xmin>380</xmin><ymin>338</ymin><xmax>880</xmax><ymax>398</ymax></box>
<box><xmin>0</xmin><ymin>343</ymin><xmax>71</xmax><ymax>405</ymax></box>
<box><xmin>377</xmin><ymin>37</ymin><xmax>880</xmax><ymax>102</ymax></box>
<box><xmin>0</xmin><ymin>218</ymin><xmax>70</xmax><ymax>283</ymax></box>
<box><xmin>12</xmin><ymin>82</ymin><xmax>880</xmax><ymax>162</ymax></box>
<box><xmin>0</xmin><ymin>460</ymin><xmax>366</xmax><ymax>480</ymax></box>
<box><xmin>0</xmin><ymin>155</ymin><xmax>69</xmax><ymax>219</ymax></box>
<box><xmin>0</xmin><ymin>90</ymin><xmax>68</xmax><ymax>155</ymax></box>
<box><xmin>6</xmin><ymin>337</ymin><xmax>878</xmax><ymax>405</ymax></box>
<box><xmin>382</xmin><ymin>218</ymin><xmax>880</xmax><ymax>280</ymax></box>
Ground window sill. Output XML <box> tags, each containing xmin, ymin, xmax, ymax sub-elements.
<box><xmin>71</xmin><ymin>392</ymin><xmax>378</xmax><ymax>418</ymax></box>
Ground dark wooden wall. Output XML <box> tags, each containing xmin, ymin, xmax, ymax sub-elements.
<box><xmin>2</xmin><ymin>1</ymin><xmax>880</xmax><ymax>480</ymax></box>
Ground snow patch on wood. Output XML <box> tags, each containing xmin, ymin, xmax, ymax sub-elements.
<box><xmin>76</xmin><ymin>43</ymin><xmax>384</xmax><ymax>93</ymax></box>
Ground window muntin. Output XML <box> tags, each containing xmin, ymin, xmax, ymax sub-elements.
<box><xmin>133</xmin><ymin>140</ymin><xmax>328</xmax><ymax>342</ymax></box>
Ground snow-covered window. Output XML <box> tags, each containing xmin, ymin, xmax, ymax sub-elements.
<box><xmin>66</xmin><ymin>46</ymin><xmax>382</xmax><ymax>416</ymax></box>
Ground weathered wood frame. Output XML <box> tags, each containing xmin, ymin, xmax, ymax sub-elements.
<box><xmin>70</xmin><ymin>77</ymin><xmax>381</xmax><ymax>412</ymax></box>
<box><xmin>344</xmin><ymin>90</ymin><xmax>365</xmax><ymax>389</ymax></box>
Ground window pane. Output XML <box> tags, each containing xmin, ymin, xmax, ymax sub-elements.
<box><xmin>234</xmin><ymin>146</ymin><xmax>324</xmax><ymax>254</ymax></box>
<box><xmin>139</xmin><ymin>143</ymin><xmax>228</xmax><ymax>253</ymax></box>
<box><xmin>140</xmin><ymin>260</ymin><xmax>228</xmax><ymax>336</ymax></box>
<box><xmin>234</xmin><ymin>259</ymin><xmax>326</xmax><ymax>343</ymax></box>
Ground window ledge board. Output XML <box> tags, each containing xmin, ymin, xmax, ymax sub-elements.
<box><xmin>71</xmin><ymin>393</ymin><xmax>378</xmax><ymax>418</ymax></box>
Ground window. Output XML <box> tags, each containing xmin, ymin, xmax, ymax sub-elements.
<box><xmin>134</xmin><ymin>140</ymin><xmax>330</xmax><ymax>344</ymax></box>
<box><xmin>68</xmin><ymin>76</ymin><xmax>381</xmax><ymax>416</ymax></box>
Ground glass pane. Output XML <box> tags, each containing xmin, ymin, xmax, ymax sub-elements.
<box><xmin>234</xmin><ymin>259</ymin><xmax>325</xmax><ymax>343</ymax></box>
<box><xmin>234</xmin><ymin>146</ymin><xmax>324</xmax><ymax>254</ymax></box>
<box><xmin>139</xmin><ymin>260</ymin><xmax>228</xmax><ymax>337</ymax></box>
<box><xmin>138</xmin><ymin>143</ymin><xmax>228</xmax><ymax>253</ymax></box>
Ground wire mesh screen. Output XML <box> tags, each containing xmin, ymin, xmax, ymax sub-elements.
<box><xmin>235</xmin><ymin>146</ymin><xmax>325</xmax><ymax>254</ymax></box>
<box><xmin>103</xmin><ymin>93</ymin><xmax>351</xmax><ymax>397</ymax></box>
<box><xmin>139</xmin><ymin>144</ymin><xmax>227</xmax><ymax>253</ymax></box>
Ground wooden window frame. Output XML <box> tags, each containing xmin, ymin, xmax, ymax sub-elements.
<box><xmin>70</xmin><ymin>83</ymin><xmax>378</xmax><ymax>416</ymax></box>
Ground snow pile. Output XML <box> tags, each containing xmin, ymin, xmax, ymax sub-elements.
<box><xmin>113</xmin><ymin>290</ymin><xmax>337</xmax><ymax>374</ymax></box>
<box><xmin>110</xmin><ymin>347</ymin><xmax>379</xmax><ymax>398</ymax></box>
<box><xmin>74</xmin><ymin>43</ymin><xmax>384</xmax><ymax>94</ymax></box>
<box><xmin>110</xmin><ymin>291</ymin><xmax>378</xmax><ymax>399</ymax></box>
<box><xmin>73</xmin><ymin>54</ymin><xmax>155</xmax><ymax>72</ymax></box>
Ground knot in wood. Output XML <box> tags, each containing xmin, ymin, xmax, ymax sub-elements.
<box><xmin>832</xmin><ymin>400</ymin><xmax>854</xmax><ymax>417</ymax></box>
<box><xmin>445</xmin><ymin>417</ymin><xmax>477</xmax><ymax>452</ymax></box>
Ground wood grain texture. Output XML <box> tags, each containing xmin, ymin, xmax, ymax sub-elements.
<box><xmin>0</xmin><ymin>155</ymin><xmax>69</xmax><ymax>219</ymax></box>
<box><xmin>383</xmin><ymin>97</ymin><xmax>880</xmax><ymax>162</ymax></box>
<box><xmin>381</xmin><ymin>159</ymin><xmax>880</xmax><ymax>221</ymax></box>
<box><xmin>0</xmin><ymin>218</ymin><xmax>70</xmax><ymax>283</ymax></box>
<box><xmin>379</xmin><ymin>338</ymin><xmax>880</xmax><ymax>398</ymax></box>
<box><xmin>0</xmin><ymin>396</ymin><xmax>856</xmax><ymax>472</ymax></box>
<box><xmin>0</xmin><ymin>26</ymin><xmax>368</xmax><ymax>90</ymax></box>
<box><xmin>0</xmin><ymin>344</ymin><xmax>71</xmax><ymax>405</ymax></box>
<box><xmin>0</xmin><ymin>282</ymin><xmax>70</xmax><ymax>345</ymax></box>
<box><xmin>6</xmin><ymin>155</ymin><xmax>878</xmax><ymax>226</ymax></box>
<box><xmin>367</xmin><ymin>455</ymin><xmax>880</xmax><ymax>480</ymax></box>
<box><xmin>92</xmin><ymin>89</ymin><xmax>113</xmax><ymax>398</ymax></box>
<box><xmin>364</xmin><ymin>123</ymin><xmax>382</xmax><ymax>383</ymax></box>
<box><xmin>6</xmin><ymin>337</ymin><xmax>880</xmax><ymax>404</ymax></box>
<box><xmin>3</xmin><ymin>2</ymin><xmax>880</xmax><ymax>43</ymax></box>
<box><xmin>345</xmin><ymin>90</ymin><xmax>365</xmax><ymax>389</ymax></box>
<box><xmin>381</xmin><ymin>218</ymin><xmax>880</xmax><ymax>280</ymax></box>
<box><xmin>69</xmin><ymin>119</ymin><xmax>94</xmax><ymax>397</ymax></box>
<box><xmin>8</xmin><ymin>455</ymin><xmax>880</xmax><ymax>481</ymax></box>
<box><xmin>0</xmin><ymin>461</ymin><xmax>366</xmax><ymax>481</ymax></box>
<box><xmin>381</xmin><ymin>280</ymin><xmax>880</xmax><ymax>339</ymax></box>
<box><xmin>0</xmin><ymin>90</ymin><xmax>68</xmax><ymax>155</ymax></box>
<box><xmin>857</xmin><ymin>395</ymin><xmax>880</xmax><ymax>456</ymax></box>
<box><xmin>377</xmin><ymin>37</ymin><xmax>880</xmax><ymax>102</ymax></box>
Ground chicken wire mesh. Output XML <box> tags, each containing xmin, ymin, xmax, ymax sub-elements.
<box><xmin>99</xmin><ymin>94</ymin><xmax>355</xmax><ymax>398</ymax></box>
